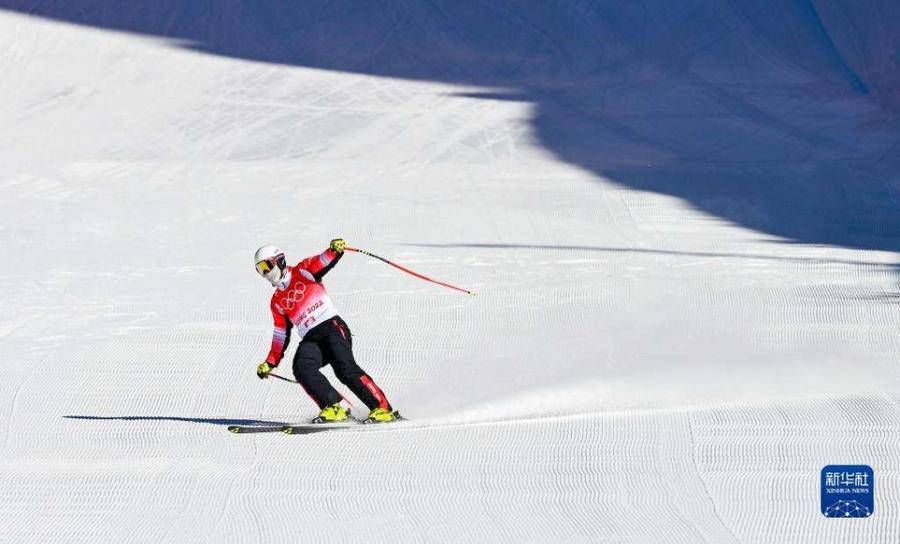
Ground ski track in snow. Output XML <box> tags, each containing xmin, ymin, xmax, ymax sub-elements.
<box><xmin>0</xmin><ymin>5</ymin><xmax>899</xmax><ymax>543</ymax></box>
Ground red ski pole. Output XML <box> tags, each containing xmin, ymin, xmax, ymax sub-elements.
<box><xmin>345</xmin><ymin>246</ymin><xmax>475</xmax><ymax>296</ymax></box>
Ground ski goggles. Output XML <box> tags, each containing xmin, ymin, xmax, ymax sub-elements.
<box><xmin>255</xmin><ymin>254</ymin><xmax>285</xmax><ymax>275</ymax></box>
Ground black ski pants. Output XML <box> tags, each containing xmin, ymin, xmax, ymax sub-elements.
<box><xmin>292</xmin><ymin>316</ymin><xmax>392</xmax><ymax>412</ymax></box>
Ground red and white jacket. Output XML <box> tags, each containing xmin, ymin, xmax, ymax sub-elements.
<box><xmin>264</xmin><ymin>248</ymin><xmax>342</xmax><ymax>365</ymax></box>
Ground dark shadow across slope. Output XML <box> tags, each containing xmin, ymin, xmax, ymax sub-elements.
<box><xmin>3</xmin><ymin>0</ymin><xmax>898</xmax><ymax>255</ymax></box>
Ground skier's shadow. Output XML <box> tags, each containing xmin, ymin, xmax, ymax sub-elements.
<box><xmin>63</xmin><ymin>415</ymin><xmax>287</xmax><ymax>427</ymax></box>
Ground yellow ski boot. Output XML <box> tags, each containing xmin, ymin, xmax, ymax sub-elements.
<box><xmin>311</xmin><ymin>403</ymin><xmax>350</xmax><ymax>424</ymax></box>
<box><xmin>363</xmin><ymin>407</ymin><xmax>401</xmax><ymax>424</ymax></box>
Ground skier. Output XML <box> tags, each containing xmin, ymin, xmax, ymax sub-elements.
<box><xmin>253</xmin><ymin>239</ymin><xmax>399</xmax><ymax>424</ymax></box>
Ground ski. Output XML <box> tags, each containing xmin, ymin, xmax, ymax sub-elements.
<box><xmin>227</xmin><ymin>425</ymin><xmax>286</xmax><ymax>434</ymax></box>
<box><xmin>282</xmin><ymin>413</ymin><xmax>406</xmax><ymax>434</ymax></box>
<box><xmin>228</xmin><ymin>414</ymin><xmax>407</xmax><ymax>435</ymax></box>
<box><xmin>281</xmin><ymin>422</ymin><xmax>359</xmax><ymax>435</ymax></box>
<box><xmin>227</xmin><ymin>419</ymin><xmax>363</xmax><ymax>435</ymax></box>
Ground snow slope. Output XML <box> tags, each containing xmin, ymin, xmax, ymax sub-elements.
<box><xmin>0</xmin><ymin>3</ymin><xmax>898</xmax><ymax>542</ymax></box>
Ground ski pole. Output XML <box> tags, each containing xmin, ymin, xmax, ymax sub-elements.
<box><xmin>268</xmin><ymin>373</ymin><xmax>356</xmax><ymax>408</ymax></box>
<box><xmin>345</xmin><ymin>246</ymin><xmax>475</xmax><ymax>295</ymax></box>
<box><xmin>269</xmin><ymin>373</ymin><xmax>299</xmax><ymax>384</ymax></box>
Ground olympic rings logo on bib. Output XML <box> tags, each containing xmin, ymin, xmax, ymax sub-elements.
<box><xmin>279</xmin><ymin>284</ymin><xmax>307</xmax><ymax>311</ymax></box>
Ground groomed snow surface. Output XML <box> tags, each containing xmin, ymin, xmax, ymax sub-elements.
<box><xmin>1</xmin><ymin>3</ymin><xmax>899</xmax><ymax>543</ymax></box>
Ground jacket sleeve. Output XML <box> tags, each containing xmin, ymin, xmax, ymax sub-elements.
<box><xmin>265</xmin><ymin>302</ymin><xmax>292</xmax><ymax>366</ymax></box>
<box><xmin>297</xmin><ymin>247</ymin><xmax>343</xmax><ymax>282</ymax></box>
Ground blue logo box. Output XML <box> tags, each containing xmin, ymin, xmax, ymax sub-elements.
<box><xmin>821</xmin><ymin>465</ymin><xmax>874</xmax><ymax>518</ymax></box>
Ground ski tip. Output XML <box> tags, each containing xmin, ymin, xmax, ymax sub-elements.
<box><xmin>227</xmin><ymin>426</ymin><xmax>240</xmax><ymax>434</ymax></box>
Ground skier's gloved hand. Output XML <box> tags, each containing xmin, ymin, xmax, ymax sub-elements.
<box><xmin>329</xmin><ymin>238</ymin><xmax>346</xmax><ymax>253</ymax></box>
<box><xmin>256</xmin><ymin>362</ymin><xmax>274</xmax><ymax>379</ymax></box>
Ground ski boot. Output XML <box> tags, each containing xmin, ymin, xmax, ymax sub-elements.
<box><xmin>311</xmin><ymin>403</ymin><xmax>351</xmax><ymax>424</ymax></box>
<box><xmin>363</xmin><ymin>407</ymin><xmax>401</xmax><ymax>424</ymax></box>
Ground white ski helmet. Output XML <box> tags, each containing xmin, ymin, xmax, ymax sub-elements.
<box><xmin>254</xmin><ymin>245</ymin><xmax>287</xmax><ymax>286</ymax></box>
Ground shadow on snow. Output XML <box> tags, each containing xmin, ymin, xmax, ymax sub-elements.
<box><xmin>2</xmin><ymin>1</ymin><xmax>898</xmax><ymax>259</ymax></box>
<box><xmin>63</xmin><ymin>415</ymin><xmax>286</xmax><ymax>427</ymax></box>
<box><xmin>403</xmin><ymin>242</ymin><xmax>897</xmax><ymax>269</ymax></box>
